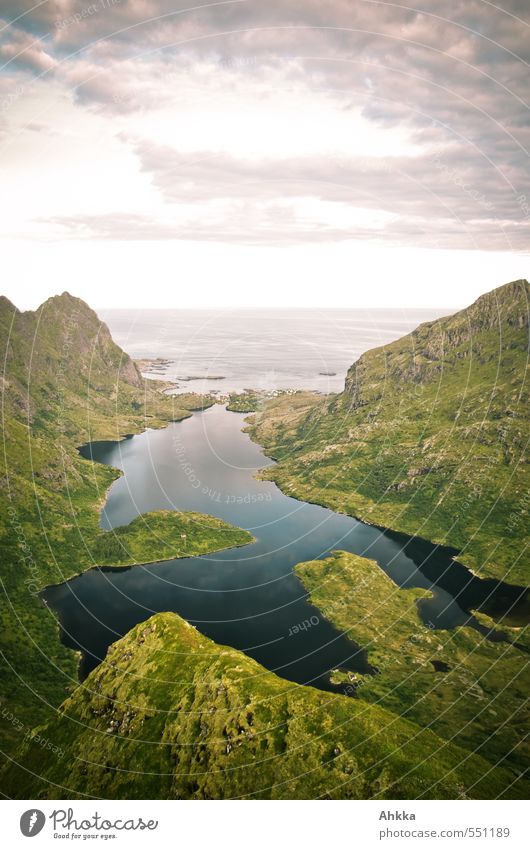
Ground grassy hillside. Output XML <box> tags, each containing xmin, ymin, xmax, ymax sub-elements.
<box><xmin>1</xmin><ymin>612</ymin><xmax>521</xmax><ymax>800</ymax></box>
<box><xmin>249</xmin><ymin>280</ymin><xmax>530</xmax><ymax>583</ymax></box>
<box><xmin>295</xmin><ymin>552</ymin><xmax>529</xmax><ymax>783</ymax></box>
<box><xmin>0</xmin><ymin>293</ymin><xmax>251</xmax><ymax>757</ymax></box>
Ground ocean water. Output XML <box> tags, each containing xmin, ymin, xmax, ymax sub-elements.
<box><xmin>100</xmin><ymin>308</ymin><xmax>451</xmax><ymax>395</ymax></box>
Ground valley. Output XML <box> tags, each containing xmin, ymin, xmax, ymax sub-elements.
<box><xmin>1</xmin><ymin>281</ymin><xmax>528</xmax><ymax>800</ymax></box>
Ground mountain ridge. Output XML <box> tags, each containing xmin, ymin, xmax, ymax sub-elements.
<box><xmin>249</xmin><ymin>279</ymin><xmax>530</xmax><ymax>583</ymax></box>
<box><xmin>342</xmin><ymin>278</ymin><xmax>529</xmax><ymax>404</ymax></box>
<box><xmin>1</xmin><ymin>610</ymin><xmax>521</xmax><ymax>800</ymax></box>
<box><xmin>0</xmin><ymin>290</ymin><xmax>242</xmax><ymax>760</ymax></box>
<box><xmin>1</xmin><ymin>290</ymin><xmax>144</xmax><ymax>428</ymax></box>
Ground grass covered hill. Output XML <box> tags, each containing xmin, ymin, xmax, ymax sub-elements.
<box><xmin>295</xmin><ymin>552</ymin><xmax>529</xmax><ymax>785</ymax></box>
<box><xmin>249</xmin><ymin>280</ymin><xmax>530</xmax><ymax>583</ymax></box>
<box><xmin>1</xmin><ymin>291</ymin><xmax>179</xmax><ymax>437</ymax></box>
<box><xmin>1</xmin><ymin>611</ymin><xmax>521</xmax><ymax>800</ymax></box>
<box><xmin>0</xmin><ymin>293</ymin><xmax>251</xmax><ymax>759</ymax></box>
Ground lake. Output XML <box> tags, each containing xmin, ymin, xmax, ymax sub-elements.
<box><xmin>42</xmin><ymin>405</ymin><xmax>529</xmax><ymax>692</ymax></box>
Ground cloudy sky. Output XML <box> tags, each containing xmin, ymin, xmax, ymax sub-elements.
<box><xmin>1</xmin><ymin>0</ymin><xmax>529</xmax><ymax>309</ymax></box>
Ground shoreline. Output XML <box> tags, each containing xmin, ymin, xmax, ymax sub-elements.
<box><xmin>241</xmin><ymin>414</ymin><xmax>518</xmax><ymax>586</ymax></box>
<box><xmin>43</xmin><ymin>405</ymin><xmax>528</xmax><ymax>689</ymax></box>
<box><xmin>75</xmin><ymin>405</ymin><xmax>527</xmax><ymax>602</ymax></box>
<box><xmin>41</xmin><ymin>534</ymin><xmax>256</xmax><ymax>591</ymax></box>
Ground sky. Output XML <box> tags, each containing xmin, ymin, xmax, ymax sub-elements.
<box><xmin>0</xmin><ymin>1</ymin><xmax>529</xmax><ymax>310</ymax></box>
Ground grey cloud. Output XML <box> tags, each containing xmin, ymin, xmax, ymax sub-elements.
<box><xmin>134</xmin><ymin>138</ymin><xmax>528</xmax><ymax>216</ymax></box>
<box><xmin>39</xmin><ymin>137</ymin><xmax>530</xmax><ymax>249</ymax></box>
<box><xmin>40</xmin><ymin>208</ymin><xmax>369</xmax><ymax>243</ymax></box>
<box><xmin>0</xmin><ymin>20</ymin><xmax>57</xmax><ymax>72</ymax></box>
<box><xmin>1</xmin><ymin>0</ymin><xmax>527</xmax><ymax>250</ymax></box>
<box><xmin>41</xmin><ymin>205</ymin><xmax>528</xmax><ymax>249</ymax></box>
<box><xmin>3</xmin><ymin>3</ymin><xmax>528</xmax><ymax>145</ymax></box>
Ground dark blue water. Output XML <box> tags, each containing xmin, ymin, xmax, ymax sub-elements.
<box><xmin>43</xmin><ymin>405</ymin><xmax>529</xmax><ymax>692</ymax></box>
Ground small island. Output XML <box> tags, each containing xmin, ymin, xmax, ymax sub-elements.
<box><xmin>135</xmin><ymin>357</ymin><xmax>174</xmax><ymax>372</ymax></box>
<box><xmin>176</xmin><ymin>374</ymin><xmax>226</xmax><ymax>381</ymax></box>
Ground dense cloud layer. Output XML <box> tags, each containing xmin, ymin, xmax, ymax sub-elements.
<box><xmin>1</xmin><ymin>1</ymin><xmax>528</xmax><ymax>248</ymax></box>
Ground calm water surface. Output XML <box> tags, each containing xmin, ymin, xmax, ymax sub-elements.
<box><xmin>43</xmin><ymin>405</ymin><xmax>529</xmax><ymax>691</ymax></box>
<box><xmin>100</xmin><ymin>308</ymin><xmax>451</xmax><ymax>395</ymax></box>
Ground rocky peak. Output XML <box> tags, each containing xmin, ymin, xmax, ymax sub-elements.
<box><xmin>342</xmin><ymin>279</ymin><xmax>529</xmax><ymax>404</ymax></box>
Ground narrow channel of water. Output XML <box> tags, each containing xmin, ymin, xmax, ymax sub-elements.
<box><xmin>42</xmin><ymin>405</ymin><xmax>529</xmax><ymax>692</ymax></box>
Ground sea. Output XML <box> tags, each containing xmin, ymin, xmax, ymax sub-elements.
<box><xmin>100</xmin><ymin>308</ymin><xmax>451</xmax><ymax>395</ymax></box>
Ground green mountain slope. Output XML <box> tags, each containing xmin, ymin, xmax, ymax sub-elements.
<box><xmin>249</xmin><ymin>280</ymin><xmax>529</xmax><ymax>583</ymax></box>
<box><xmin>0</xmin><ymin>293</ymin><xmax>251</xmax><ymax>757</ymax></box>
<box><xmin>1</xmin><ymin>612</ymin><xmax>521</xmax><ymax>800</ymax></box>
<box><xmin>2</xmin><ymin>285</ymin><xmax>528</xmax><ymax>801</ymax></box>
<box><xmin>295</xmin><ymin>552</ymin><xmax>529</xmax><ymax>782</ymax></box>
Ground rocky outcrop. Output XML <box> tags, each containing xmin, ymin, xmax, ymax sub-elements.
<box><xmin>343</xmin><ymin>279</ymin><xmax>529</xmax><ymax>402</ymax></box>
